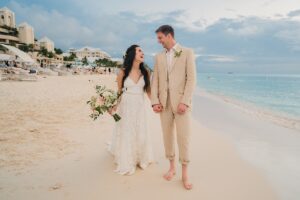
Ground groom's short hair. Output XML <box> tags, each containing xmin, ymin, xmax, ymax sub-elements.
<box><xmin>155</xmin><ymin>25</ymin><xmax>174</xmax><ymax>37</ymax></box>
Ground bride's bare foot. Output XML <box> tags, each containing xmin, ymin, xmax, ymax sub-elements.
<box><xmin>163</xmin><ymin>169</ymin><xmax>176</xmax><ymax>181</ymax></box>
<box><xmin>182</xmin><ymin>178</ymin><xmax>193</xmax><ymax>190</ymax></box>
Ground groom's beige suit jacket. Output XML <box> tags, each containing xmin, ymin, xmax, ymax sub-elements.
<box><xmin>151</xmin><ymin>44</ymin><xmax>197</xmax><ymax>111</ymax></box>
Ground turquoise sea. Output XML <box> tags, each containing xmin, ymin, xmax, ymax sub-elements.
<box><xmin>197</xmin><ymin>73</ymin><xmax>300</xmax><ymax>120</ymax></box>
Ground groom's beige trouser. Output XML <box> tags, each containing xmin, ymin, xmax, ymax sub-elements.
<box><xmin>160</xmin><ymin>91</ymin><xmax>191</xmax><ymax>165</ymax></box>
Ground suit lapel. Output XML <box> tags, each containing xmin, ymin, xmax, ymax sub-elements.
<box><xmin>169</xmin><ymin>44</ymin><xmax>182</xmax><ymax>74</ymax></box>
<box><xmin>160</xmin><ymin>51</ymin><xmax>168</xmax><ymax>79</ymax></box>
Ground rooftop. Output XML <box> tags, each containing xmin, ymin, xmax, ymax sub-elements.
<box><xmin>39</xmin><ymin>37</ymin><xmax>54</xmax><ymax>43</ymax></box>
<box><xmin>0</xmin><ymin>7</ymin><xmax>13</xmax><ymax>13</ymax></box>
<box><xmin>18</xmin><ymin>22</ymin><xmax>33</xmax><ymax>28</ymax></box>
<box><xmin>74</xmin><ymin>46</ymin><xmax>111</xmax><ymax>57</ymax></box>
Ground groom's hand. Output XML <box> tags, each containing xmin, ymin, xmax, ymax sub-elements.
<box><xmin>177</xmin><ymin>103</ymin><xmax>188</xmax><ymax>115</ymax></box>
<box><xmin>153</xmin><ymin>104</ymin><xmax>163</xmax><ymax>113</ymax></box>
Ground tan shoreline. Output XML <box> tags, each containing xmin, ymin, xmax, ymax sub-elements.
<box><xmin>0</xmin><ymin>74</ymin><xmax>278</xmax><ymax>200</ymax></box>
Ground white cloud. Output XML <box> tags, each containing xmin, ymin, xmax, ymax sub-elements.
<box><xmin>196</xmin><ymin>54</ymin><xmax>237</xmax><ymax>62</ymax></box>
<box><xmin>226</xmin><ymin>26</ymin><xmax>261</xmax><ymax>36</ymax></box>
<box><xmin>286</xmin><ymin>9</ymin><xmax>300</xmax><ymax>22</ymax></box>
<box><xmin>288</xmin><ymin>9</ymin><xmax>300</xmax><ymax>17</ymax></box>
<box><xmin>9</xmin><ymin>2</ymin><xmax>94</xmax><ymax>48</ymax></box>
<box><xmin>8</xmin><ymin>1</ymin><xmax>139</xmax><ymax>50</ymax></box>
<box><xmin>275</xmin><ymin>29</ymin><xmax>300</xmax><ymax>51</ymax></box>
<box><xmin>73</xmin><ymin>0</ymin><xmax>300</xmax><ymax>28</ymax></box>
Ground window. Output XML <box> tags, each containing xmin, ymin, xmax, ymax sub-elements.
<box><xmin>8</xmin><ymin>16</ymin><xmax>12</xmax><ymax>25</ymax></box>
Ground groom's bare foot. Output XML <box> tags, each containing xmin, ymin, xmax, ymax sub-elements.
<box><xmin>163</xmin><ymin>169</ymin><xmax>176</xmax><ymax>181</ymax></box>
<box><xmin>182</xmin><ymin>178</ymin><xmax>193</xmax><ymax>190</ymax></box>
<box><xmin>182</xmin><ymin>164</ymin><xmax>192</xmax><ymax>190</ymax></box>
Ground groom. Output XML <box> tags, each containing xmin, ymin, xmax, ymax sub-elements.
<box><xmin>151</xmin><ymin>25</ymin><xmax>196</xmax><ymax>190</ymax></box>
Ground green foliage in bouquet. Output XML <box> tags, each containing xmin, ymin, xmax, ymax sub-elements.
<box><xmin>87</xmin><ymin>85</ymin><xmax>122</xmax><ymax>122</ymax></box>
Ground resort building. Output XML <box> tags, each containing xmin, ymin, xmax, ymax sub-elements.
<box><xmin>0</xmin><ymin>7</ymin><xmax>15</xmax><ymax>28</ymax></box>
<box><xmin>38</xmin><ymin>37</ymin><xmax>54</xmax><ymax>52</ymax></box>
<box><xmin>70</xmin><ymin>46</ymin><xmax>111</xmax><ymax>60</ymax></box>
<box><xmin>0</xmin><ymin>7</ymin><xmax>18</xmax><ymax>45</ymax></box>
<box><xmin>0</xmin><ymin>7</ymin><xmax>53</xmax><ymax>49</ymax></box>
<box><xmin>18</xmin><ymin>22</ymin><xmax>34</xmax><ymax>45</ymax></box>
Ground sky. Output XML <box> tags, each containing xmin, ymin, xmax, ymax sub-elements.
<box><xmin>1</xmin><ymin>0</ymin><xmax>300</xmax><ymax>73</ymax></box>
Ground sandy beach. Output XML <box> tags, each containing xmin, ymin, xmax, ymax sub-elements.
<box><xmin>193</xmin><ymin>90</ymin><xmax>300</xmax><ymax>200</ymax></box>
<box><xmin>0</xmin><ymin>74</ymin><xmax>279</xmax><ymax>200</ymax></box>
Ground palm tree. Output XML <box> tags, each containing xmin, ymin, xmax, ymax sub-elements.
<box><xmin>82</xmin><ymin>56</ymin><xmax>88</xmax><ymax>65</ymax></box>
<box><xmin>54</xmin><ymin>48</ymin><xmax>63</xmax><ymax>55</ymax></box>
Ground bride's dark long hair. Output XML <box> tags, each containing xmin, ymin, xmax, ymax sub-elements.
<box><xmin>122</xmin><ymin>44</ymin><xmax>150</xmax><ymax>92</ymax></box>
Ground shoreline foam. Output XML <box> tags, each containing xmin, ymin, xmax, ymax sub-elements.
<box><xmin>195</xmin><ymin>87</ymin><xmax>300</xmax><ymax>132</ymax></box>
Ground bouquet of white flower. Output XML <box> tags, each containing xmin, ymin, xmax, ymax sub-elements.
<box><xmin>87</xmin><ymin>85</ymin><xmax>122</xmax><ymax>122</ymax></box>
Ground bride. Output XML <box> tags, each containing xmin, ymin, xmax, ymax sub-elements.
<box><xmin>107</xmin><ymin>44</ymin><xmax>154</xmax><ymax>175</ymax></box>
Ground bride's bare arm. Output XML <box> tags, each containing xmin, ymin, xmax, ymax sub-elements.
<box><xmin>117</xmin><ymin>68</ymin><xmax>125</xmax><ymax>94</ymax></box>
<box><xmin>113</xmin><ymin>69</ymin><xmax>124</xmax><ymax>110</ymax></box>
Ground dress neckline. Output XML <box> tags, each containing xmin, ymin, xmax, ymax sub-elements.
<box><xmin>128</xmin><ymin>75</ymin><xmax>143</xmax><ymax>85</ymax></box>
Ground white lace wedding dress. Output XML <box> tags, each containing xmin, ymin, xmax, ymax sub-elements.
<box><xmin>107</xmin><ymin>76</ymin><xmax>154</xmax><ymax>175</ymax></box>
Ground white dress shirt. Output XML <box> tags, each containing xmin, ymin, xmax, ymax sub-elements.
<box><xmin>165</xmin><ymin>43</ymin><xmax>178</xmax><ymax>73</ymax></box>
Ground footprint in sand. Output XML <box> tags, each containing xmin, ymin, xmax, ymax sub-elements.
<box><xmin>49</xmin><ymin>183</ymin><xmax>63</xmax><ymax>191</ymax></box>
<box><xmin>0</xmin><ymin>138</ymin><xmax>8</xmax><ymax>142</ymax></box>
<box><xmin>29</xmin><ymin>129</ymin><xmax>39</xmax><ymax>133</ymax></box>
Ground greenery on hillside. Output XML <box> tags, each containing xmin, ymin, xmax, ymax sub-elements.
<box><xmin>95</xmin><ymin>58</ymin><xmax>119</xmax><ymax>68</ymax></box>
<box><xmin>63</xmin><ymin>52</ymin><xmax>77</xmax><ymax>61</ymax></box>
<box><xmin>18</xmin><ymin>44</ymin><xmax>34</xmax><ymax>52</ymax></box>
<box><xmin>0</xmin><ymin>25</ymin><xmax>19</xmax><ymax>36</ymax></box>
<box><xmin>38</xmin><ymin>47</ymin><xmax>54</xmax><ymax>58</ymax></box>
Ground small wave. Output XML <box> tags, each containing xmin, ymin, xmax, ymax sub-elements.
<box><xmin>197</xmin><ymin>90</ymin><xmax>300</xmax><ymax>131</ymax></box>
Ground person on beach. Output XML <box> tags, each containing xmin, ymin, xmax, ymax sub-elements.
<box><xmin>151</xmin><ymin>25</ymin><xmax>197</xmax><ymax>190</ymax></box>
<box><xmin>107</xmin><ymin>45</ymin><xmax>154</xmax><ymax>175</ymax></box>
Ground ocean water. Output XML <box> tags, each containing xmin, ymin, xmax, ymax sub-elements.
<box><xmin>197</xmin><ymin>73</ymin><xmax>300</xmax><ymax>120</ymax></box>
